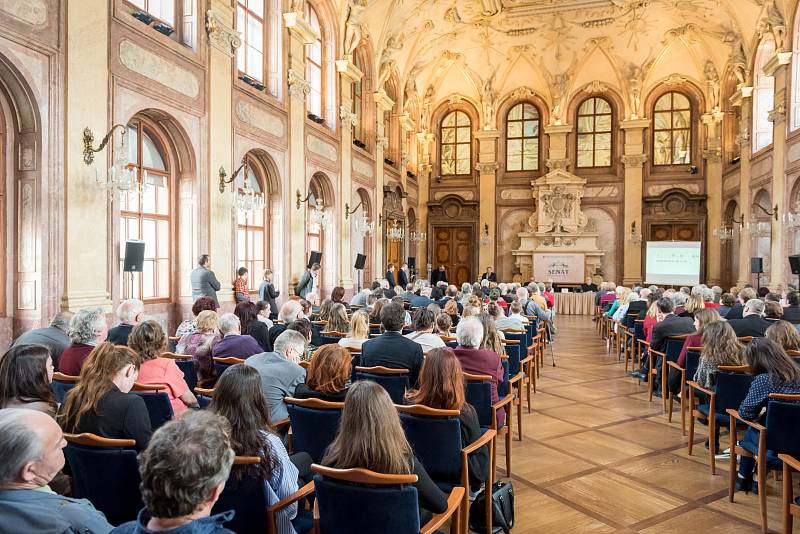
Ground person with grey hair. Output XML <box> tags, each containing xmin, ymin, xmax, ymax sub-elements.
<box><xmin>11</xmin><ymin>311</ymin><xmax>75</xmax><ymax>369</ymax></box>
<box><xmin>453</xmin><ymin>318</ymin><xmax>505</xmax><ymax>427</ymax></box>
<box><xmin>210</xmin><ymin>313</ymin><xmax>262</xmax><ymax>359</ymax></box>
<box><xmin>112</xmin><ymin>411</ymin><xmax>235</xmax><ymax>533</ymax></box>
<box><xmin>265</xmin><ymin>300</ymin><xmax>304</xmax><ymax>352</ymax></box>
<box><xmin>671</xmin><ymin>291</ymin><xmax>688</xmax><ymax>314</ymax></box>
<box><xmin>728</xmin><ymin>299</ymin><xmax>772</xmax><ymax>338</ymax></box>
<box><xmin>244</xmin><ymin>330</ymin><xmax>307</xmax><ymax>424</ymax></box>
<box><xmin>106</xmin><ymin>299</ymin><xmax>145</xmax><ymax>346</ymax></box>
<box><xmin>58</xmin><ymin>307</ymin><xmax>108</xmax><ymax>376</ymax></box>
<box><xmin>0</xmin><ymin>409</ymin><xmax>113</xmax><ymax>533</ymax></box>
<box><xmin>350</xmin><ymin>287</ymin><xmax>371</xmax><ymax>307</ymax></box>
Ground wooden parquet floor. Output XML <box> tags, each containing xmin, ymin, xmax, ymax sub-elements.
<box><xmin>497</xmin><ymin>316</ymin><xmax>781</xmax><ymax>533</ymax></box>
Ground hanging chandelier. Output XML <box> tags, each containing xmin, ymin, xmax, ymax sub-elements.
<box><xmin>713</xmin><ymin>227</ymin><xmax>734</xmax><ymax>241</ymax></box>
<box><xmin>234</xmin><ymin>186</ymin><xmax>265</xmax><ymax>212</ymax></box>
<box><xmin>95</xmin><ymin>128</ymin><xmax>140</xmax><ymax>198</ymax></box>
<box><xmin>354</xmin><ymin>213</ymin><xmax>374</xmax><ymax>236</ymax></box>
<box><xmin>409</xmin><ymin>230</ymin><xmax>426</xmax><ymax>243</ymax></box>
<box><xmin>309</xmin><ymin>199</ymin><xmax>332</xmax><ymax>229</ymax></box>
<box><xmin>386</xmin><ymin>220</ymin><xmax>404</xmax><ymax>242</ymax></box>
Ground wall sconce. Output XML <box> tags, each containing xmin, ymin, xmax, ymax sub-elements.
<box><xmin>297</xmin><ymin>189</ymin><xmax>331</xmax><ymax>228</ymax></box>
<box><xmin>755</xmin><ymin>203</ymin><xmax>778</xmax><ymax>221</ymax></box>
<box><xmin>346</xmin><ymin>200</ymin><xmax>374</xmax><ymax>235</ymax></box>
<box><xmin>480</xmin><ymin>223</ymin><xmax>491</xmax><ymax>246</ymax></box>
<box><xmin>628</xmin><ymin>221</ymin><xmax>642</xmax><ymax>244</ymax></box>
<box><xmin>732</xmin><ymin>215</ymin><xmax>744</xmax><ymax>229</ymax></box>
<box><xmin>297</xmin><ymin>189</ymin><xmax>319</xmax><ymax>210</ymax></box>
<box><xmin>345</xmin><ymin>200</ymin><xmax>364</xmax><ymax>220</ymax></box>
<box><xmin>218</xmin><ymin>160</ymin><xmax>247</xmax><ymax>194</ymax></box>
<box><xmin>713</xmin><ymin>227</ymin><xmax>734</xmax><ymax>241</ymax></box>
<box><xmin>82</xmin><ymin>124</ymin><xmax>126</xmax><ymax>166</ymax></box>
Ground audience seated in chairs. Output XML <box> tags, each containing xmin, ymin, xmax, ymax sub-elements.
<box><xmin>667</xmin><ymin>308</ymin><xmax>721</xmax><ymax>395</ymax></box>
<box><xmin>781</xmin><ymin>291</ymin><xmax>800</xmax><ymax>324</ymax></box>
<box><xmin>490</xmin><ymin>302</ymin><xmax>523</xmax><ymax>331</ymax></box>
<box><xmin>410</xmin><ymin>287</ymin><xmax>436</xmax><ymax>309</ymax></box>
<box><xmin>59</xmin><ymin>343</ymin><xmax>152</xmax><ymax>451</ymax></box>
<box><xmin>369</xmin><ymin>297</ymin><xmax>389</xmax><ymax>325</ymax></box>
<box><xmin>211</xmin><ymin>313</ymin><xmax>263</xmax><ymax>359</ymax></box>
<box><xmin>765</xmin><ymin>320</ymin><xmax>800</xmax><ymax>351</ymax></box>
<box><xmin>725</xmin><ymin>287</ymin><xmax>756</xmax><ymax>320</ymax></box>
<box><xmin>764</xmin><ymin>300</ymin><xmax>784</xmax><ymax>321</ymax></box>
<box><xmin>244</xmin><ymin>330</ymin><xmax>307</xmax><ymax>424</ymax></box>
<box><xmin>694</xmin><ymin>321</ymin><xmax>743</xmax><ymax>389</ymax></box>
<box><xmin>321</xmin><ymin>380</ymin><xmax>448</xmax><ymax>522</ymax></box>
<box><xmin>718</xmin><ymin>293</ymin><xmax>736</xmax><ymax>317</ymax></box>
<box><xmin>453</xmin><ymin>318</ymin><xmax>505</xmax><ymax>427</ymax></box>
<box><xmin>231</xmin><ymin>301</ymin><xmax>268</xmax><ymax>352</ymax></box>
<box><xmin>678</xmin><ymin>294</ymin><xmax>705</xmax><ymax>319</ymax></box>
<box><xmin>325</xmin><ymin>303</ymin><xmax>350</xmax><ymax>334</ymax></box>
<box><xmin>111</xmin><ymin>411</ymin><xmax>236</xmax><ymax>533</ymax></box>
<box><xmin>734</xmin><ymin>338</ymin><xmax>800</xmax><ymax>493</ymax></box>
<box><xmin>11</xmin><ymin>311</ymin><xmax>73</xmax><ymax>369</ymax></box>
<box><xmin>405</xmin><ymin>347</ymin><xmax>489</xmax><ymax>490</ymax></box>
<box><xmin>255</xmin><ymin>301</ymin><xmax>274</xmax><ymax>330</ymax></box>
<box><xmin>331</xmin><ymin>286</ymin><xmax>348</xmax><ymax>308</ymax></box>
<box><xmin>0</xmin><ymin>409</ymin><xmax>114</xmax><ymax>533</ymax></box>
<box><xmin>106</xmin><ymin>299</ymin><xmax>145</xmax><ymax>346</ymax></box>
<box><xmin>443</xmin><ymin>298</ymin><xmax>460</xmax><ymax>327</ymax></box>
<box><xmin>59</xmin><ymin>308</ymin><xmax>109</xmax><ymax>376</ymax></box>
<box><xmin>435</xmin><ymin>313</ymin><xmax>453</xmax><ymax>337</ymax></box>
<box><xmin>391</xmin><ymin>296</ymin><xmax>413</xmax><ymax>326</ymax></box>
<box><xmin>286</xmin><ymin>319</ymin><xmax>318</xmax><ymax>353</ymax></box>
<box><xmin>175</xmin><ymin>296</ymin><xmax>218</xmax><ymax>338</ymax></box>
<box><xmin>361</xmin><ymin>302</ymin><xmax>425</xmax><ymax>386</ymax></box>
<box><xmin>728</xmin><ymin>299</ymin><xmax>771</xmax><ymax>338</ymax></box>
<box><xmin>0</xmin><ymin>344</ymin><xmax>56</xmax><ymax>416</ymax></box>
<box><xmin>209</xmin><ymin>364</ymin><xmax>310</xmax><ymax>533</ymax></box>
<box><xmin>404</xmin><ymin>308</ymin><xmax>446</xmax><ymax>354</ymax></box>
<box><xmin>337</xmin><ymin>310</ymin><xmax>370</xmax><ymax>351</ymax></box>
<box><xmin>294</xmin><ymin>344</ymin><xmax>351</xmax><ymax>402</ymax></box>
<box><xmin>478</xmin><ymin>312</ymin><xmax>506</xmax><ymax>351</ymax></box>
<box><xmin>318</xmin><ymin>299</ymin><xmax>334</xmax><ymax>324</ymax></box>
<box><xmin>176</xmin><ymin>310</ymin><xmax>221</xmax><ymax>360</ymax></box>
<box><xmin>266</xmin><ymin>301</ymin><xmax>303</xmax><ymax>352</ymax></box>
<box><xmin>129</xmin><ymin>321</ymin><xmax>198</xmax><ymax>416</ymax></box>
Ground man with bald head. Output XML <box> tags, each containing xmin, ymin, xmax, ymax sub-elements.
<box><xmin>0</xmin><ymin>408</ymin><xmax>113</xmax><ymax>533</ymax></box>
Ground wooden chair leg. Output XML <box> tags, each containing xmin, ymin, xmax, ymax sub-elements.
<box><xmin>516</xmin><ymin>388</ymin><xmax>523</xmax><ymax>441</ymax></box>
<box><xmin>688</xmin><ymin>390</ymin><xmax>695</xmax><ymax>456</ymax></box>
<box><xmin>709</xmin><ymin>414</ymin><xmax>717</xmax><ymax>475</ymax></box>
<box><xmin>526</xmin><ymin>361</ymin><xmax>533</xmax><ymax>410</ymax></box>
<box><xmin>783</xmin><ymin>463</ymin><xmax>792</xmax><ymax>534</ymax></box>
<box><xmin>758</xmin><ymin>457</ymin><xmax>768</xmax><ymax>533</ymax></box>
<box><xmin>505</xmin><ymin>428</ymin><xmax>512</xmax><ymax>479</ymax></box>
<box><xmin>729</xmin><ymin>421</ymin><xmax>737</xmax><ymax>502</ymax></box>
<box><xmin>668</xmin><ymin>392</ymin><xmax>674</xmax><ymax>423</ymax></box>
<box><xmin>680</xmin><ymin>389</ymin><xmax>686</xmax><ymax>436</ymax></box>
<box><xmin>661</xmin><ymin>359</ymin><xmax>668</xmax><ymax>412</ymax></box>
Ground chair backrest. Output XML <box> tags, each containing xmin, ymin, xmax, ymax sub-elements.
<box><xmin>63</xmin><ymin>433</ymin><xmax>141</xmax><ymax>526</ymax></box>
<box><xmin>664</xmin><ymin>336</ymin><xmax>688</xmax><ymax>363</ymax></box>
<box><xmin>713</xmin><ymin>371</ymin><xmax>755</xmax><ymax>415</ymax></box>
<box><xmin>213</xmin><ymin>356</ymin><xmax>245</xmax><ymax>377</ymax></box>
<box><xmin>766</xmin><ymin>395</ymin><xmax>800</xmax><ymax>456</ymax></box>
<box><xmin>633</xmin><ymin>320</ymin><xmax>645</xmax><ymax>342</ymax></box>
<box><xmin>737</xmin><ymin>336</ymin><xmax>754</xmax><ymax>344</ymax></box>
<box><xmin>193</xmin><ymin>387</ymin><xmax>214</xmax><ymax>409</ymax></box>
<box><xmin>211</xmin><ymin>456</ymin><xmax>268</xmax><ymax>534</ymax></box>
<box><xmin>52</xmin><ymin>373</ymin><xmax>79</xmax><ymax>404</ymax></box>
<box><xmin>397</xmin><ymin>405</ymin><xmax>463</xmax><ymax>485</ymax></box>
<box><xmin>312</xmin><ymin>465</ymin><xmax>421</xmax><ymax>534</ymax></box>
<box><xmin>285</xmin><ymin>397</ymin><xmax>344</xmax><ymax>463</ymax></box>
<box><xmin>354</xmin><ymin>367</ymin><xmax>410</xmax><ymax>404</ymax></box>
<box><xmin>623</xmin><ymin>313</ymin><xmax>638</xmax><ymax>330</ymax></box>
<box><xmin>369</xmin><ymin>323</ymin><xmax>382</xmax><ymax>336</ymax></box>
<box><xmin>319</xmin><ymin>331</ymin><xmax>346</xmax><ymax>346</ymax></box>
<box><xmin>498</xmin><ymin>357</ymin><xmax>510</xmax><ymax>398</ymax></box>
<box><xmin>685</xmin><ymin>348</ymin><xmax>702</xmax><ymax>379</ymax></box>
<box><xmin>132</xmin><ymin>391</ymin><xmax>174</xmax><ymax>429</ymax></box>
<box><xmin>174</xmin><ymin>359</ymin><xmax>197</xmax><ymax>392</ymax></box>
<box><xmin>502</xmin><ymin>338</ymin><xmax>523</xmax><ymax>376</ymax></box>
<box><xmin>464</xmin><ymin>373</ymin><xmax>494</xmax><ymax>428</ymax></box>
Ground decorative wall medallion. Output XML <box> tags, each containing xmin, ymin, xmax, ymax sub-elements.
<box><xmin>205</xmin><ymin>9</ymin><xmax>242</xmax><ymax>57</ymax></box>
<box><xmin>119</xmin><ymin>40</ymin><xmax>200</xmax><ymax>98</ymax></box>
<box><xmin>307</xmin><ymin>134</ymin><xmax>337</xmax><ymax>162</ymax></box>
<box><xmin>18</xmin><ymin>142</ymin><xmax>35</xmax><ymax>171</ymax></box>
<box><xmin>235</xmin><ymin>101</ymin><xmax>285</xmax><ymax>138</ymax></box>
<box><xmin>0</xmin><ymin>0</ymin><xmax>46</xmax><ymax>26</ymax></box>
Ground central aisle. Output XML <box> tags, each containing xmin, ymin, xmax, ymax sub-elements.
<box><xmin>505</xmin><ymin>316</ymin><xmax>773</xmax><ymax>533</ymax></box>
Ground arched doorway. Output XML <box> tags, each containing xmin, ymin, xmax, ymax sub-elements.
<box><xmin>307</xmin><ymin>172</ymin><xmax>335</xmax><ymax>295</ymax></box>
<box><xmin>722</xmin><ymin>200</ymin><xmax>740</xmax><ymax>288</ymax></box>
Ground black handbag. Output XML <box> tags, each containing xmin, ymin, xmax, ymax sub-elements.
<box><xmin>469</xmin><ymin>481</ymin><xmax>515</xmax><ymax>534</ymax></box>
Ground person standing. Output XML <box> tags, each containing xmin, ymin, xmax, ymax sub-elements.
<box><xmin>398</xmin><ymin>263</ymin><xmax>410</xmax><ymax>288</ymax></box>
<box><xmin>295</xmin><ymin>263</ymin><xmax>321</xmax><ymax>304</ymax></box>
<box><xmin>385</xmin><ymin>264</ymin><xmax>397</xmax><ymax>288</ymax></box>
<box><xmin>258</xmin><ymin>269</ymin><xmax>280</xmax><ymax>320</ymax></box>
<box><xmin>481</xmin><ymin>267</ymin><xmax>497</xmax><ymax>282</ymax></box>
<box><xmin>431</xmin><ymin>265</ymin><xmax>447</xmax><ymax>285</ymax></box>
<box><xmin>191</xmin><ymin>254</ymin><xmax>221</xmax><ymax>306</ymax></box>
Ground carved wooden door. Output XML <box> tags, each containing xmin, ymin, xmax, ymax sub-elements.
<box><xmin>387</xmin><ymin>238</ymin><xmax>402</xmax><ymax>275</ymax></box>
<box><xmin>649</xmin><ymin>223</ymin><xmax>701</xmax><ymax>241</ymax></box>
<box><xmin>433</xmin><ymin>226</ymin><xmax>473</xmax><ymax>286</ymax></box>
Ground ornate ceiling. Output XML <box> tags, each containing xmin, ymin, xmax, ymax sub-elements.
<box><xmin>342</xmin><ymin>0</ymin><xmax>791</xmax><ymax>128</ymax></box>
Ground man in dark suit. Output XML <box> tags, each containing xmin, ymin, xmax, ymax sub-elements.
<box><xmin>728</xmin><ymin>299</ymin><xmax>772</xmax><ymax>337</ymax></box>
<box><xmin>399</xmin><ymin>283</ymin><xmax>416</xmax><ymax>301</ymax></box>
<box><xmin>361</xmin><ymin>302</ymin><xmax>424</xmax><ymax>385</ymax></box>
<box><xmin>385</xmin><ymin>264</ymin><xmax>396</xmax><ymax>288</ymax></box>
<box><xmin>11</xmin><ymin>311</ymin><xmax>73</xmax><ymax>369</ymax></box>
<box><xmin>295</xmin><ymin>263</ymin><xmax>321</xmax><ymax>301</ymax></box>
<box><xmin>106</xmin><ymin>299</ymin><xmax>144</xmax><ymax>346</ymax></box>
<box><xmin>258</xmin><ymin>269</ymin><xmax>280</xmax><ymax>320</ymax></box>
<box><xmin>397</xmin><ymin>263</ymin><xmax>410</xmax><ymax>289</ymax></box>
<box><xmin>632</xmin><ymin>298</ymin><xmax>693</xmax><ymax>393</ymax></box>
<box><xmin>410</xmin><ymin>287</ymin><xmax>435</xmax><ymax>309</ymax></box>
<box><xmin>438</xmin><ymin>285</ymin><xmax>464</xmax><ymax>314</ymax></box>
<box><xmin>431</xmin><ymin>265</ymin><xmax>447</xmax><ymax>285</ymax></box>
<box><xmin>190</xmin><ymin>254</ymin><xmax>221</xmax><ymax>306</ymax></box>
<box><xmin>782</xmin><ymin>291</ymin><xmax>800</xmax><ymax>324</ymax></box>
<box><xmin>581</xmin><ymin>277</ymin><xmax>598</xmax><ymax>292</ymax></box>
<box><xmin>381</xmin><ymin>279</ymin><xmax>397</xmax><ymax>299</ymax></box>
<box><xmin>481</xmin><ymin>267</ymin><xmax>497</xmax><ymax>282</ymax></box>
<box><xmin>725</xmin><ymin>287</ymin><xmax>757</xmax><ymax>320</ymax></box>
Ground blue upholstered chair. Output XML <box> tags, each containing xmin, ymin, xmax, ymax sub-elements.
<box><xmin>397</xmin><ymin>405</ymin><xmax>496</xmax><ymax>531</ymax></box>
<box><xmin>161</xmin><ymin>352</ymin><xmax>197</xmax><ymax>392</ymax></box>
<box><xmin>311</xmin><ymin>465</ymin><xmax>464</xmax><ymax>534</ymax></box>
<box><xmin>318</xmin><ymin>331</ymin><xmax>345</xmax><ymax>346</ymax></box>
<box><xmin>654</xmin><ymin>335</ymin><xmax>691</xmax><ymax>410</ymax></box>
<box><xmin>213</xmin><ymin>356</ymin><xmax>245</xmax><ymax>379</ymax></box>
<box><xmin>688</xmin><ymin>367</ymin><xmax>754</xmax><ymax>474</ymax></box>
<box><xmin>631</xmin><ymin>319</ymin><xmax>645</xmax><ymax>372</ymax></box>
<box><xmin>666</xmin><ymin>346</ymin><xmax>702</xmax><ymax>435</ymax></box>
<box><xmin>212</xmin><ymin>456</ymin><xmax>314</xmax><ymax>534</ymax></box>
<box><xmin>500</xmin><ymin>334</ymin><xmax>526</xmax><ymax>440</ymax></box>
<box><xmin>285</xmin><ymin>397</ymin><xmax>344</xmax><ymax>463</ymax></box>
<box><xmin>193</xmin><ymin>386</ymin><xmax>214</xmax><ymax>409</ymax></box>
<box><xmin>354</xmin><ymin>366</ymin><xmax>410</xmax><ymax>404</ymax></box>
<box><xmin>728</xmin><ymin>394</ymin><xmax>800</xmax><ymax>533</ymax></box>
<box><xmin>131</xmin><ymin>383</ymin><xmax>174</xmax><ymax>430</ymax></box>
<box><xmin>51</xmin><ymin>372</ymin><xmax>79</xmax><ymax>404</ymax></box>
<box><xmin>63</xmin><ymin>433</ymin><xmax>141</xmax><ymax>526</ymax></box>
<box><xmin>464</xmin><ymin>370</ymin><xmax>513</xmax><ymax>481</ymax></box>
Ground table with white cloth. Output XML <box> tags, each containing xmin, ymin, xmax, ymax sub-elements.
<box><xmin>553</xmin><ymin>292</ymin><xmax>595</xmax><ymax>315</ymax></box>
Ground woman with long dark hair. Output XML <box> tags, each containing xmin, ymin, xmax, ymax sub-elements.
<box><xmin>60</xmin><ymin>342</ymin><xmax>152</xmax><ymax>450</ymax></box>
<box><xmin>235</xmin><ymin>300</ymin><xmax>270</xmax><ymax>351</ymax></box>
<box><xmin>325</xmin><ymin>303</ymin><xmax>350</xmax><ymax>334</ymax></box>
<box><xmin>331</xmin><ymin>286</ymin><xmax>347</xmax><ymax>307</ymax></box>
<box><xmin>405</xmin><ymin>347</ymin><xmax>488</xmax><ymax>489</ymax></box>
<box><xmin>209</xmin><ymin>364</ymin><xmax>304</xmax><ymax>534</ymax></box>
<box><xmin>0</xmin><ymin>344</ymin><xmax>56</xmax><ymax>414</ymax></box>
<box><xmin>322</xmin><ymin>381</ymin><xmax>447</xmax><ymax>520</ymax></box>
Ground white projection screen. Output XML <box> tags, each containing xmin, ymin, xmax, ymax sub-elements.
<box><xmin>645</xmin><ymin>241</ymin><xmax>702</xmax><ymax>286</ymax></box>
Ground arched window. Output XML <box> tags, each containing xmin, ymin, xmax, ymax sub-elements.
<box><xmin>236</xmin><ymin>157</ymin><xmax>266</xmax><ymax>292</ymax></box>
<box><xmin>306</xmin><ymin>176</ymin><xmax>327</xmax><ymax>290</ymax></box>
<box><xmin>128</xmin><ymin>0</ymin><xmax>175</xmax><ymax>25</ymax></box>
<box><xmin>385</xmin><ymin>80</ymin><xmax>398</xmax><ymax>163</ymax></box>
<box><xmin>576</xmin><ymin>97</ymin><xmax>612</xmax><ymax>168</ymax></box>
<box><xmin>120</xmin><ymin>120</ymin><xmax>171</xmax><ymax>300</ymax></box>
<box><xmin>506</xmin><ymin>102</ymin><xmax>540</xmax><ymax>171</ymax></box>
<box><xmin>753</xmin><ymin>36</ymin><xmax>776</xmax><ymax>152</ymax></box>
<box><xmin>305</xmin><ymin>3</ymin><xmax>323</xmax><ymax>117</ymax></box>
<box><xmin>653</xmin><ymin>92</ymin><xmax>691</xmax><ymax>166</ymax></box>
<box><xmin>236</xmin><ymin>0</ymin><xmax>264</xmax><ymax>83</ymax></box>
<box><xmin>793</xmin><ymin>22</ymin><xmax>800</xmax><ymax>130</ymax></box>
<box><xmin>352</xmin><ymin>53</ymin><xmax>364</xmax><ymax>143</ymax></box>
<box><xmin>440</xmin><ymin>110</ymin><xmax>471</xmax><ymax>175</ymax></box>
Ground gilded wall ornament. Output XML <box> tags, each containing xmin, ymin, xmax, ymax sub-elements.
<box><xmin>339</xmin><ymin>105</ymin><xmax>358</xmax><ymax>129</ymax></box>
<box><xmin>205</xmin><ymin>10</ymin><xmax>242</xmax><ymax>57</ymax></box>
<box><xmin>287</xmin><ymin>69</ymin><xmax>311</xmax><ymax>100</ymax></box>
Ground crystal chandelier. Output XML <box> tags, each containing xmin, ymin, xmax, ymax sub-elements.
<box><xmin>386</xmin><ymin>220</ymin><xmax>404</xmax><ymax>242</ymax></box>
<box><xmin>713</xmin><ymin>227</ymin><xmax>734</xmax><ymax>241</ymax></box>
<box><xmin>96</xmin><ymin>129</ymin><xmax>139</xmax><ymax>198</ymax></box>
<box><xmin>784</xmin><ymin>204</ymin><xmax>800</xmax><ymax>228</ymax></box>
<box><xmin>409</xmin><ymin>230</ymin><xmax>426</xmax><ymax>243</ymax></box>
<box><xmin>309</xmin><ymin>199</ymin><xmax>332</xmax><ymax>229</ymax></box>
<box><xmin>480</xmin><ymin>223</ymin><xmax>491</xmax><ymax>246</ymax></box>
<box><xmin>354</xmin><ymin>213</ymin><xmax>374</xmax><ymax>236</ymax></box>
<box><xmin>234</xmin><ymin>187</ymin><xmax>265</xmax><ymax>212</ymax></box>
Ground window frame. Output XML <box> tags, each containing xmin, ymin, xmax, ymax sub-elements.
<box><xmin>651</xmin><ymin>91</ymin><xmax>693</xmax><ymax>168</ymax></box>
<box><xmin>305</xmin><ymin>3</ymin><xmax>324</xmax><ymax>118</ymax></box>
<box><xmin>124</xmin><ymin>0</ymin><xmax>191</xmax><ymax>47</ymax></box>
<box><xmin>505</xmin><ymin>102</ymin><xmax>541</xmax><ymax>172</ymax></box>
<box><xmin>235</xmin><ymin>0</ymin><xmax>266</xmax><ymax>84</ymax></box>
<box><xmin>439</xmin><ymin>110</ymin><xmax>473</xmax><ymax>177</ymax></box>
<box><xmin>235</xmin><ymin>155</ymin><xmax>268</xmax><ymax>293</ymax></box>
<box><xmin>752</xmin><ymin>36</ymin><xmax>776</xmax><ymax>153</ymax></box>
<box><xmin>575</xmin><ymin>97</ymin><xmax>613</xmax><ymax>169</ymax></box>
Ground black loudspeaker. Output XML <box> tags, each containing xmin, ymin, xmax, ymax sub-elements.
<box><xmin>790</xmin><ymin>255</ymin><xmax>800</xmax><ymax>275</ymax></box>
<box><xmin>751</xmin><ymin>257</ymin><xmax>764</xmax><ymax>274</ymax></box>
<box><xmin>354</xmin><ymin>254</ymin><xmax>367</xmax><ymax>270</ymax></box>
<box><xmin>407</xmin><ymin>257</ymin><xmax>416</xmax><ymax>269</ymax></box>
<box><xmin>307</xmin><ymin>251</ymin><xmax>322</xmax><ymax>268</ymax></box>
<box><xmin>123</xmin><ymin>241</ymin><xmax>146</xmax><ymax>272</ymax></box>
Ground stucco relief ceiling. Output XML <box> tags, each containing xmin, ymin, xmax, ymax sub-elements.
<box><xmin>343</xmin><ymin>0</ymin><xmax>788</xmax><ymax>127</ymax></box>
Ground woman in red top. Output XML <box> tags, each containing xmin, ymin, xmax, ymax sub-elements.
<box><xmin>233</xmin><ymin>266</ymin><xmax>250</xmax><ymax>303</ymax></box>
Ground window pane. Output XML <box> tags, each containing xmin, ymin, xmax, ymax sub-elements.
<box><xmin>507</xmin><ymin>151</ymin><xmax>521</xmax><ymax>171</ymax></box>
<box><xmin>127</xmin><ymin>125</ymin><xmax>139</xmax><ymax>164</ymax></box>
<box><xmin>578</xmin><ymin>99</ymin><xmax>594</xmax><ymax>115</ymax></box>
<box><xmin>508</xmin><ymin>121</ymin><xmax>522</xmax><ymax>138</ymax></box>
<box><xmin>673</xmin><ymin>93</ymin><xmax>690</xmax><ymax>109</ymax></box>
<box><xmin>595</xmin><ymin>114</ymin><xmax>611</xmax><ymax>132</ymax></box>
<box><xmin>157</xmin><ymin>260</ymin><xmax>169</xmax><ymax>297</ymax></box>
<box><xmin>508</xmin><ymin>104</ymin><xmax>522</xmax><ymax>121</ymax></box>
<box><xmin>441</xmin><ymin>145</ymin><xmax>454</xmax><ymax>161</ymax></box>
<box><xmin>456</xmin><ymin>126</ymin><xmax>470</xmax><ymax>143</ymax></box>
<box><xmin>455</xmin><ymin>158</ymin><xmax>470</xmax><ymax>175</ymax></box>
<box><xmin>142</xmin><ymin>133</ymin><xmax>166</xmax><ymax>170</ymax></box>
<box><xmin>673</xmin><ymin>110</ymin><xmax>690</xmax><ymax>129</ymax></box>
<box><xmin>654</xmin><ymin>112</ymin><xmax>672</xmax><ymax>130</ymax></box>
<box><xmin>456</xmin><ymin>144</ymin><xmax>469</xmax><ymax>162</ymax></box>
<box><xmin>595</xmin><ymin>149</ymin><xmax>612</xmax><ymax>167</ymax></box>
<box><xmin>655</xmin><ymin>94</ymin><xmax>672</xmax><ymax>111</ymax></box>
<box><xmin>523</xmin><ymin>120</ymin><xmax>538</xmax><ymax>137</ymax></box>
<box><xmin>248</xmin><ymin>14</ymin><xmax>263</xmax><ymax>53</ymax></box>
<box><xmin>577</xmin><ymin>116</ymin><xmax>593</xmax><ymax>133</ymax></box>
<box><xmin>577</xmin><ymin>150</ymin><xmax>593</xmax><ymax>168</ymax></box>
<box><xmin>142</xmin><ymin>187</ymin><xmax>157</xmax><ymax>214</ymax></box>
<box><xmin>143</xmin><ymin>261</ymin><xmax>155</xmax><ymax>299</ymax></box>
<box><xmin>143</xmin><ymin>219</ymin><xmax>157</xmax><ymax>257</ymax></box>
<box><xmin>157</xmin><ymin>220</ymin><xmax>169</xmax><ymax>258</ymax></box>
<box><xmin>595</xmin><ymin>98</ymin><xmax>611</xmax><ymax>114</ymax></box>
<box><xmin>246</xmin><ymin>46</ymin><xmax>264</xmax><ymax>80</ymax></box>
<box><xmin>441</xmin><ymin>159</ymin><xmax>455</xmax><ymax>175</ymax></box>
<box><xmin>595</xmin><ymin>133</ymin><xmax>611</xmax><ymax>150</ymax></box>
<box><xmin>577</xmin><ymin>134</ymin><xmax>593</xmax><ymax>152</ymax></box>
<box><xmin>247</xmin><ymin>0</ymin><xmax>263</xmax><ymax>17</ymax></box>
<box><xmin>443</xmin><ymin>112</ymin><xmax>456</xmax><ymax>127</ymax></box>
<box><xmin>441</xmin><ymin>127</ymin><xmax>455</xmax><ymax>143</ymax></box>
<box><xmin>456</xmin><ymin>112</ymin><xmax>469</xmax><ymax>127</ymax></box>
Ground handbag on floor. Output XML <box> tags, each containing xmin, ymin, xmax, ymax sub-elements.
<box><xmin>469</xmin><ymin>481</ymin><xmax>515</xmax><ymax>534</ymax></box>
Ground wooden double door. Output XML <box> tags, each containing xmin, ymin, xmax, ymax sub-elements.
<box><xmin>432</xmin><ymin>226</ymin><xmax>473</xmax><ymax>286</ymax></box>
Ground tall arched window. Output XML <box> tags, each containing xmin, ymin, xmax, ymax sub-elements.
<box><xmin>236</xmin><ymin>0</ymin><xmax>264</xmax><ymax>83</ymax></box>
<box><xmin>305</xmin><ymin>3</ymin><xmax>323</xmax><ymax>116</ymax></box>
<box><xmin>753</xmin><ymin>36</ymin><xmax>776</xmax><ymax>152</ymax></box>
<box><xmin>121</xmin><ymin>120</ymin><xmax>171</xmax><ymax>300</ymax></box>
<box><xmin>576</xmin><ymin>97</ymin><xmax>612</xmax><ymax>168</ymax></box>
<box><xmin>352</xmin><ymin>53</ymin><xmax>364</xmax><ymax>143</ymax></box>
<box><xmin>385</xmin><ymin>80</ymin><xmax>398</xmax><ymax>163</ymax></box>
<box><xmin>506</xmin><ymin>103</ymin><xmax>540</xmax><ymax>171</ymax></box>
<box><xmin>236</xmin><ymin>157</ymin><xmax>266</xmax><ymax>292</ymax></box>
<box><xmin>653</xmin><ymin>92</ymin><xmax>691</xmax><ymax>166</ymax></box>
<box><xmin>793</xmin><ymin>22</ymin><xmax>800</xmax><ymax>130</ymax></box>
<box><xmin>440</xmin><ymin>110</ymin><xmax>471</xmax><ymax>175</ymax></box>
<box><xmin>128</xmin><ymin>0</ymin><xmax>175</xmax><ymax>25</ymax></box>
